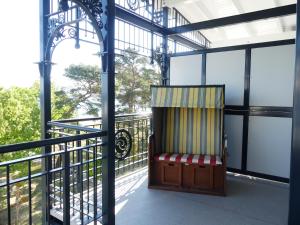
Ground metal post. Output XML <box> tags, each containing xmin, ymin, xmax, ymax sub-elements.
<box><xmin>162</xmin><ymin>7</ymin><xmax>169</xmax><ymax>85</ymax></box>
<box><xmin>289</xmin><ymin>1</ymin><xmax>300</xmax><ymax>224</ymax></box>
<box><xmin>201</xmin><ymin>53</ymin><xmax>206</xmax><ymax>85</ymax></box>
<box><xmin>241</xmin><ymin>48</ymin><xmax>251</xmax><ymax>172</ymax></box>
<box><xmin>150</xmin><ymin>1</ymin><xmax>154</xmax><ymax>64</ymax></box>
<box><xmin>174</xmin><ymin>9</ymin><xmax>178</xmax><ymax>53</ymax></box>
<box><xmin>39</xmin><ymin>1</ymin><xmax>51</xmax><ymax>224</ymax></box>
<box><xmin>101</xmin><ymin>0</ymin><xmax>116</xmax><ymax>224</ymax></box>
<box><xmin>75</xmin><ymin>7</ymin><xmax>80</xmax><ymax>49</ymax></box>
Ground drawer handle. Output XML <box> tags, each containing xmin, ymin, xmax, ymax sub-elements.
<box><xmin>199</xmin><ymin>165</ymin><xmax>205</xmax><ymax>168</ymax></box>
<box><xmin>168</xmin><ymin>163</ymin><xmax>174</xmax><ymax>166</ymax></box>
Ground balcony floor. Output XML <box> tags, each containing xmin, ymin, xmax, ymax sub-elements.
<box><xmin>116</xmin><ymin>168</ymin><xmax>289</xmax><ymax>225</ymax></box>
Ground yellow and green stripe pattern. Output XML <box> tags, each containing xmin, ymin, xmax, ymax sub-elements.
<box><xmin>161</xmin><ymin>108</ymin><xmax>223</xmax><ymax>156</ymax></box>
<box><xmin>151</xmin><ymin>86</ymin><xmax>224</xmax><ymax>109</ymax></box>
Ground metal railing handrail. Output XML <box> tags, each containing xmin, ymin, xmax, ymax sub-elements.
<box><xmin>171</xmin><ymin>7</ymin><xmax>210</xmax><ymax>47</ymax></box>
<box><xmin>51</xmin><ymin>112</ymin><xmax>152</xmax><ymax>123</ymax></box>
<box><xmin>0</xmin><ymin>131</ymin><xmax>106</xmax><ymax>154</ymax></box>
<box><xmin>0</xmin><ymin>142</ymin><xmax>103</xmax><ymax>167</ymax></box>
<box><xmin>48</xmin><ymin>121</ymin><xmax>101</xmax><ymax>133</ymax></box>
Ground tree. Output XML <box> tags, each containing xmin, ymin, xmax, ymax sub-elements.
<box><xmin>59</xmin><ymin>64</ymin><xmax>101</xmax><ymax>116</ymax></box>
<box><xmin>0</xmin><ymin>85</ymin><xmax>40</xmax><ymax>145</ymax></box>
<box><xmin>115</xmin><ymin>50</ymin><xmax>160</xmax><ymax>113</ymax></box>
<box><xmin>59</xmin><ymin>50</ymin><xmax>160</xmax><ymax>114</ymax></box>
<box><xmin>0</xmin><ymin>83</ymin><xmax>77</xmax><ymax>160</ymax></box>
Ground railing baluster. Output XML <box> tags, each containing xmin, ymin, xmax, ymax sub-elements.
<box><xmin>79</xmin><ymin>143</ymin><xmax>84</xmax><ymax>224</ymax></box>
<box><xmin>86</xmin><ymin>138</ymin><xmax>90</xmax><ymax>217</ymax></box>
<box><xmin>146</xmin><ymin>117</ymin><xmax>150</xmax><ymax>165</ymax></box>
<box><xmin>93</xmin><ymin>137</ymin><xmax>97</xmax><ymax>224</ymax></box>
<box><xmin>131</xmin><ymin>119</ymin><xmax>134</xmax><ymax>171</ymax></box>
<box><xmin>141</xmin><ymin>119</ymin><xmax>144</xmax><ymax>166</ymax></box>
<box><xmin>116</xmin><ymin>122</ymin><xmax>120</xmax><ymax>176</ymax></box>
<box><xmin>134</xmin><ymin>118</ymin><xmax>136</xmax><ymax>169</ymax></box>
<box><xmin>6</xmin><ymin>165</ymin><xmax>11</xmax><ymax>225</ymax></box>
<box><xmin>72</xmin><ymin>140</ymin><xmax>75</xmax><ymax>216</ymax></box>
<box><xmin>137</xmin><ymin>119</ymin><xmax>140</xmax><ymax>168</ymax></box>
<box><xmin>59</xmin><ymin>155</ymin><xmax>62</xmax><ymax>210</ymax></box>
<box><xmin>63</xmin><ymin>142</ymin><xmax>70</xmax><ymax>225</ymax></box>
<box><xmin>53</xmin><ymin>153</ymin><xmax>57</xmax><ymax>208</ymax></box>
<box><xmin>46</xmin><ymin>153</ymin><xmax>51</xmax><ymax>225</ymax></box>
<box><xmin>28</xmin><ymin>160</ymin><xmax>33</xmax><ymax>225</ymax></box>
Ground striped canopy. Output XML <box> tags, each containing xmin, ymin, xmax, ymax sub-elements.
<box><xmin>160</xmin><ymin>107</ymin><xmax>223</xmax><ymax>156</ymax></box>
<box><xmin>151</xmin><ymin>86</ymin><xmax>224</xmax><ymax>109</ymax></box>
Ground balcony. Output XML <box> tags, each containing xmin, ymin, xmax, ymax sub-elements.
<box><xmin>0</xmin><ymin>114</ymin><xmax>289</xmax><ymax>225</ymax></box>
<box><xmin>0</xmin><ymin>114</ymin><xmax>150</xmax><ymax>225</ymax></box>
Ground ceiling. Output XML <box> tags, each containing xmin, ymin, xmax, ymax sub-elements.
<box><xmin>164</xmin><ymin>0</ymin><xmax>296</xmax><ymax>47</ymax></box>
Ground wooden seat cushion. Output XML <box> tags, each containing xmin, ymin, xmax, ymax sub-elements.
<box><xmin>154</xmin><ymin>153</ymin><xmax>222</xmax><ymax>166</ymax></box>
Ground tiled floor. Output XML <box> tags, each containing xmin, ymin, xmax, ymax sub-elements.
<box><xmin>116</xmin><ymin>168</ymin><xmax>289</xmax><ymax>225</ymax></box>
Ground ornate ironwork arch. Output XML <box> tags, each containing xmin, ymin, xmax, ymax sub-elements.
<box><xmin>45</xmin><ymin>0</ymin><xmax>104</xmax><ymax>61</ymax></box>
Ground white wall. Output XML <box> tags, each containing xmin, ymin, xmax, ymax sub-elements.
<box><xmin>250</xmin><ymin>45</ymin><xmax>295</xmax><ymax>107</ymax></box>
<box><xmin>206</xmin><ymin>50</ymin><xmax>245</xmax><ymax>105</ymax></box>
<box><xmin>247</xmin><ymin>116</ymin><xmax>292</xmax><ymax>178</ymax></box>
<box><xmin>170</xmin><ymin>54</ymin><xmax>202</xmax><ymax>85</ymax></box>
<box><xmin>169</xmin><ymin>44</ymin><xmax>294</xmax><ymax>179</ymax></box>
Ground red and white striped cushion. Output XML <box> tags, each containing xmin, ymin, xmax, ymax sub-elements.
<box><xmin>154</xmin><ymin>153</ymin><xmax>222</xmax><ymax>166</ymax></box>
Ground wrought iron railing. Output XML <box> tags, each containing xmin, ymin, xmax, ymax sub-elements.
<box><xmin>0</xmin><ymin>131</ymin><xmax>105</xmax><ymax>225</ymax></box>
<box><xmin>50</xmin><ymin>113</ymin><xmax>151</xmax><ymax>177</ymax></box>
<box><xmin>0</xmin><ymin>113</ymin><xmax>150</xmax><ymax>225</ymax></box>
<box><xmin>168</xmin><ymin>7</ymin><xmax>210</xmax><ymax>50</ymax></box>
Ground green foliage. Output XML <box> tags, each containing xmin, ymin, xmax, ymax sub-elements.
<box><xmin>0</xmin><ymin>83</ymin><xmax>77</xmax><ymax>167</ymax></box>
<box><xmin>59</xmin><ymin>64</ymin><xmax>101</xmax><ymax>116</ymax></box>
<box><xmin>0</xmin><ymin>83</ymin><xmax>77</xmax><ymax>146</ymax></box>
<box><xmin>52</xmin><ymin>88</ymin><xmax>78</xmax><ymax>120</ymax></box>
<box><xmin>60</xmin><ymin>50</ymin><xmax>160</xmax><ymax>114</ymax></box>
<box><xmin>0</xmin><ymin>86</ymin><xmax>40</xmax><ymax>145</ymax></box>
<box><xmin>0</xmin><ymin>49</ymin><xmax>159</xmax><ymax>161</ymax></box>
<box><xmin>115</xmin><ymin>50</ymin><xmax>160</xmax><ymax>113</ymax></box>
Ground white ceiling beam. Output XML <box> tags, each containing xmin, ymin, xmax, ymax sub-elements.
<box><xmin>164</xmin><ymin>0</ymin><xmax>201</xmax><ymax>8</ymax></box>
<box><xmin>232</xmin><ymin>0</ymin><xmax>257</xmax><ymax>36</ymax></box>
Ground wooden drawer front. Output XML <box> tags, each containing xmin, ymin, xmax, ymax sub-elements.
<box><xmin>152</xmin><ymin>161</ymin><xmax>163</xmax><ymax>185</ymax></box>
<box><xmin>182</xmin><ymin>164</ymin><xmax>194</xmax><ymax>187</ymax></box>
<box><xmin>161</xmin><ymin>162</ymin><xmax>181</xmax><ymax>186</ymax></box>
<box><xmin>213</xmin><ymin>165</ymin><xmax>225</xmax><ymax>190</ymax></box>
<box><xmin>194</xmin><ymin>165</ymin><xmax>213</xmax><ymax>189</ymax></box>
<box><xmin>182</xmin><ymin>164</ymin><xmax>213</xmax><ymax>189</ymax></box>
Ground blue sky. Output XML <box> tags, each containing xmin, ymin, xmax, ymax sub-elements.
<box><xmin>0</xmin><ymin>1</ymin><xmax>100</xmax><ymax>88</ymax></box>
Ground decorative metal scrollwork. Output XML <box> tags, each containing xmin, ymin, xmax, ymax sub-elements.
<box><xmin>46</xmin><ymin>0</ymin><xmax>104</xmax><ymax>58</ymax></box>
<box><xmin>51</xmin><ymin>27</ymin><xmax>78</xmax><ymax>50</ymax></box>
<box><xmin>127</xmin><ymin>0</ymin><xmax>140</xmax><ymax>11</ymax></box>
<box><xmin>152</xmin><ymin>47</ymin><xmax>166</xmax><ymax>69</ymax></box>
<box><xmin>127</xmin><ymin>0</ymin><xmax>162</xmax><ymax>23</ymax></box>
<box><xmin>79</xmin><ymin>0</ymin><xmax>103</xmax><ymax>29</ymax></box>
<box><xmin>115</xmin><ymin>129</ymin><xmax>132</xmax><ymax>160</ymax></box>
<box><xmin>153</xmin><ymin>10</ymin><xmax>163</xmax><ymax>23</ymax></box>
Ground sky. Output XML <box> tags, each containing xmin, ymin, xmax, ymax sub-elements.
<box><xmin>0</xmin><ymin>1</ymin><xmax>100</xmax><ymax>89</ymax></box>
